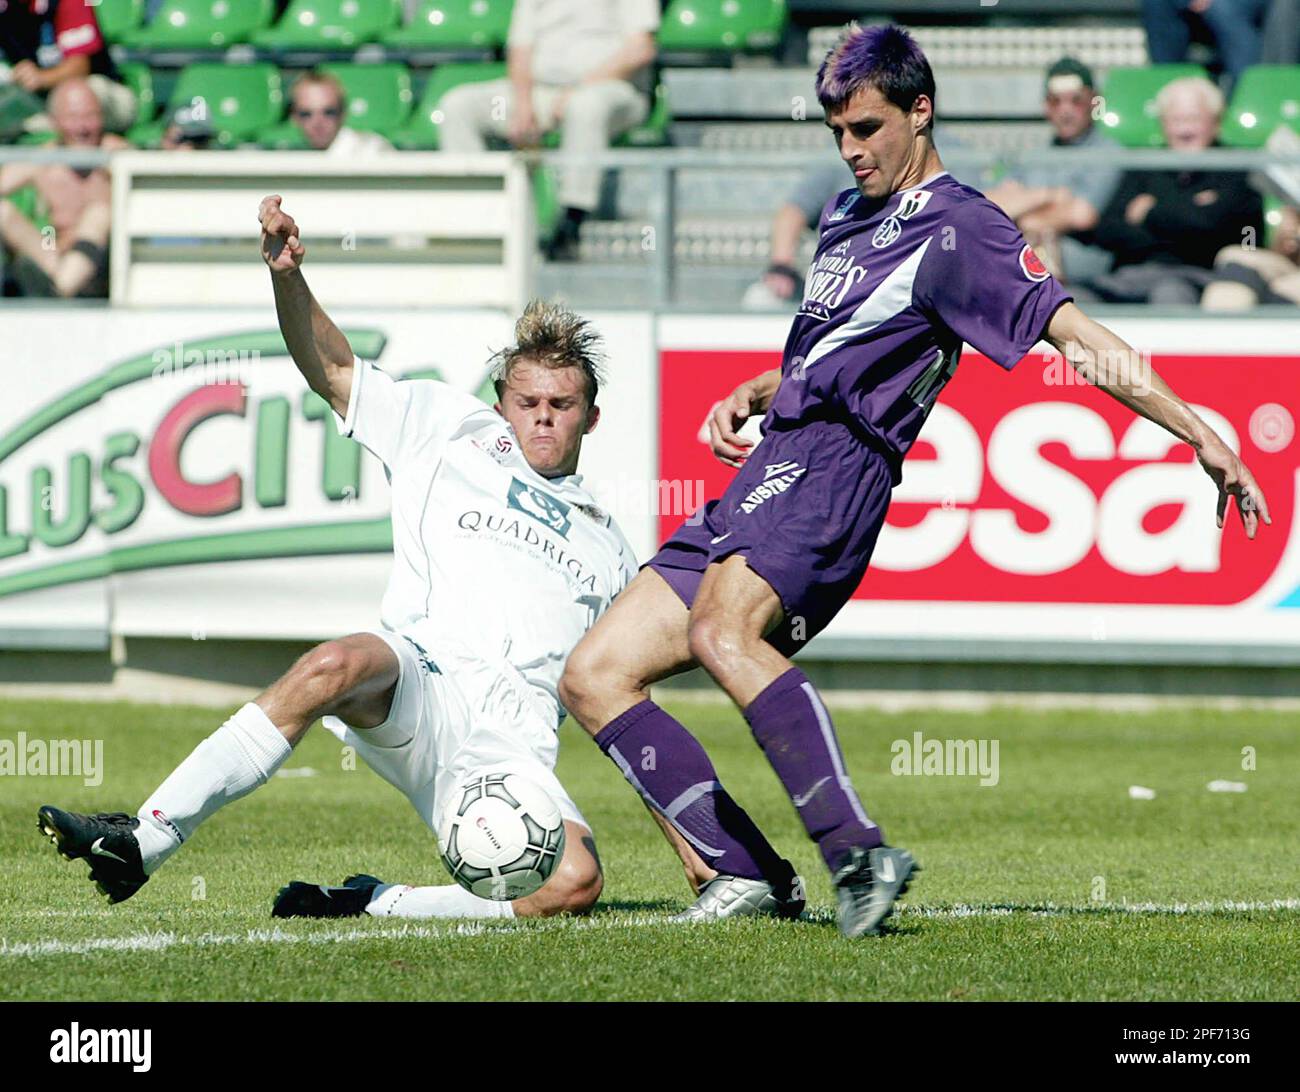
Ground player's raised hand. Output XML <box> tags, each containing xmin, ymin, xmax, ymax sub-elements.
<box><xmin>1197</xmin><ymin>434</ymin><xmax>1271</xmax><ymax>540</ymax></box>
<box><xmin>259</xmin><ymin>195</ymin><xmax>305</xmax><ymax>274</ymax></box>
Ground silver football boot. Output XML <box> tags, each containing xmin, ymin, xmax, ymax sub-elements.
<box><xmin>833</xmin><ymin>845</ymin><xmax>920</xmax><ymax>938</ymax></box>
<box><xmin>671</xmin><ymin>871</ymin><xmax>806</xmax><ymax>923</ymax></box>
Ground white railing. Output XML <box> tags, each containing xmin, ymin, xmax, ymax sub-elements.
<box><xmin>3</xmin><ymin>145</ymin><xmax>1299</xmax><ymax>308</ymax></box>
<box><xmin>107</xmin><ymin>151</ymin><xmax>533</xmax><ymax>309</ymax></box>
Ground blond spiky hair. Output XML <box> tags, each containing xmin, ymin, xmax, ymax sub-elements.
<box><xmin>489</xmin><ymin>299</ymin><xmax>607</xmax><ymax>406</ymax></box>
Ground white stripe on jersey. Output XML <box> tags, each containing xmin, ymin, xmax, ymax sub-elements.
<box><xmin>802</xmin><ymin>237</ymin><xmax>932</xmax><ymax>372</ymax></box>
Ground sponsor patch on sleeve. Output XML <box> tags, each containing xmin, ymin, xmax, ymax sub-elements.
<box><xmin>1019</xmin><ymin>244</ymin><xmax>1050</xmax><ymax>282</ymax></box>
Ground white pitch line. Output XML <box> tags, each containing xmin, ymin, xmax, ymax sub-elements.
<box><xmin>0</xmin><ymin>915</ymin><xmax>674</xmax><ymax>959</ymax></box>
<box><xmin>898</xmin><ymin>899</ymin><xmax>1300</xmax><ymax>919</ymax></box>
<box><xmin>3</xmin><ymin>900</ymin><xmax>1298</xmax><ymax>959</ymax></box>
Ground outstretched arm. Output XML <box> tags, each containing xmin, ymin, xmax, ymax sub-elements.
<box><xmin>0</xmin><ymin>163</ymin><xmax>39</xmax><ymax>198</ymax></box>
<box><xmin>707</xmin><ymin>368</ymin><xmax>782</xmax><ymax>468</ymax></box>
<box><xmin>259</xmin><ymin>194</ymin><xmax>354</xmax><ymax>417</ymax></box>
<box><xmin>1045</xmin><ymin>301</ymin><xmax>1271</xmax><ymax>539</ymax></box>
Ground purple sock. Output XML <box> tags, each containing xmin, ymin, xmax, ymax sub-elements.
<box><xmin>744</xmin><ymin>667</ymin><xmax>882</xmax><ymax>871</ymax></box>
<box><xmin>594</xmin><ymin>700</ymin><xmax>788</xmax><ymax>884</ymax></box>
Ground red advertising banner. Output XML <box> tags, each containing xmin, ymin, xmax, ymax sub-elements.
<box><xmin>659</xmin><ymin>348</ymin><xmax>1299</xmax><ymax>608</ymax></box>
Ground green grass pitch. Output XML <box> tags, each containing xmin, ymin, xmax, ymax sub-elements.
<box><xmin>2</xmin><ymin>696</ymin><xmax>1297</xmax><ymax>1001</ymax></box>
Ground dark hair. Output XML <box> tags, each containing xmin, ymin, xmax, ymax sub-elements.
<box><xmin>1045</xmin><ymin>56</ymin><xmax>1097</xmax><ymax>92</ymax></box>
<box><xmin>489</xmin><ymin>299</ymin><xmax>606</xmax><ymax>406</ymax></box>
<box><xmin>815</xmin><ymin>23</ymin><xmax>936</xmax><ymax>127</ymax></box>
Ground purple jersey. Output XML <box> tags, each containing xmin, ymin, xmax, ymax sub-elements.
<box><xmin>647</xmin><ymin>171</ymin><xmax>1072</xmax><ymax>642</ymax></box>
<box><xmin>771</xmin><ymin>171</ymin><xmax>1072</xmax><ymax>475</ymax></box>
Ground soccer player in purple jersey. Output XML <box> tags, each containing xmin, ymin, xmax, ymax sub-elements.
<box><xmin>558</xmin><ymin>24</ymin><xmax>1272</xmax><ymax>937</ymax></box>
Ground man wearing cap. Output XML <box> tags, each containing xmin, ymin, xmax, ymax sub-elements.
<box><xmin>985</xmin><ymin>57</ymin><xmax>1120</xmax><ymax>292</ymax></box>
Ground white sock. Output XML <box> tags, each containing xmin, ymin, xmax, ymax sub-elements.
<box><xmin>364</xmin><ymin>883</ymin><xmax>516</xmax><ymax>919</ymax></box>
<box><xmin>135</xmin><ymin>702</ymin><xmax>292</xmax><ymax>874</ymax></box>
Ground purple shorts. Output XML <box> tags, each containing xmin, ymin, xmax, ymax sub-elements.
<box><xmin>648</xmin><ymin>419</ymin><xmax>896</xmax><ymax>653</ymax></box>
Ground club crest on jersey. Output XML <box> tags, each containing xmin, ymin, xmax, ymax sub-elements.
<box><xmin>895</xmin><ymin>188</ymin><xmax>934</xmax><ymax>220</ymax></box>
<box><xmin>507</xmin><ymin>477</ymin><xmax>572</xmax><ymax>538</ymax></box>
<box><xmin>471</xmin><ymin>432</ymin><xmax>517</xmax><ymax>466</ymax></box>
<box><xmin>872</xmin><ymin>216</ymin><xmax>902</xmax><ymax>249</ymax></box>
<box><xmin>1019</xmin><ymin>244</ymin><xmax>1051</xmax><ymax>282</ymax></box>
<box><xmin>828</xmin><ymin>192</ymin><xmax>859</xmax><ymax>223</ymax></box>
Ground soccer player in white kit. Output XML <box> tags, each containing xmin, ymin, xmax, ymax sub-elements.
<box><xmin>36</xmin><ymin>196</ymin><xmax>637</xmax><ymax>921</ymax></box>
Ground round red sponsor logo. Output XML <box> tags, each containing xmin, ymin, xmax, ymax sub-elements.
<box><xmin>1019</xmin><ymin>244</ymin><xmax>1050</xmax><ymax>282</ymax></box>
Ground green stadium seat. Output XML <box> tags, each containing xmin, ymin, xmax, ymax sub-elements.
<box><xmin>1221</xmin><ymin>65</ymin><xmax>1300</xmax><ymax>148</ymax></box>
<box><xmin>124</xmin><ymin>0</ymin><xmax>275</xmax><ymax>50</ymax></box>
<box><xmin>92</xmin><ymin>0</ymin><xmax>144</xmax><ymax>43</ymax></box>
<box><xmin>1263</xmin><ymin>193</ymin><xmax>1288</xmax><ymax>250</ymax></box>
<box><xmin>1097</xmin><ymin>64</ymin><xmax>1207</xmax><ymax>148</ymax></box>
<box><xmin>390</xmin><ymin>61</ymin><xmax>505</xmax><ymax>149</ymax></box>
<box><xmin>382</xmin><ymin>0</ymin><xmax>513</xmax><ymax>50</ymax></box>
<box><xmin>117</xmin><ymin>62</ymin><xmax>156</xmax><ymax>124</ymax></box>
<box><xmin>129</xmin><ymin>62</ymin><xmax>283</xmax><ymax>147</ymax></box>
<box><xmin>125</xmin><ymin>113</ymin><xmax>167</xmax><ymax>147</ymax></box>
<box><xmin>252</xmin><ymin>0</ymin><xmax>402</xmax><ymax>50</ymax></box>
<box><xmin>3</xmin><ymin>185</ymin><xmax>52</xmax><ymax>232</ymax></box>
<box><xmin>531</xmin><ymin>162</ymin><xmax>559</xmax><ymax>235</ymax></box>
<box><xmin>530</xmin><ymin>83</ymin><xmax>667</xmax><ymax>242</ymax></box>
<box><xmin>257</xmin><ymin>120</ymin><xmax>312</xmax><ymax>149</ymax></box>
<box><xmin>538</xmin><ymin>81</ymin><xmax>670</xmax><ymax>148</ymax></box>
<box><xmin>657</xmin><ymin>0</ymin><xmax>787</xmax><ymax>55</ymax></box>
<box><xmin>317</xmin><ymin>62</ymin><xmax>413</xmax><ymax>135</ymax></box>
<box><xmin>617</xmin><ymin>82</ymin><xmax>671</xmax><ymax>147</ymax></box>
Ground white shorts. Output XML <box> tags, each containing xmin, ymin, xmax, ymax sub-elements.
<box><xmin>321</xmin><ymin>627</ymin><xmax>589</xmax><ymax>835</ymax></box>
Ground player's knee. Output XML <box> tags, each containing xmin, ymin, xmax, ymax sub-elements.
<box><xmin>543</xmin><ymin>856</ymin><xmax>603</xmax><ymax>916</ymax></box>
<box><xmin>686</xmin><ymin>611</ymin><xmax>741</xmax><ymax>676</ymax></box>
<box><xmin>558</xmin><ymin>642</ymin><xmax>606</xmax><ymax>724</ymax></box>
<box><xmin>292</xmin><ymin>640</ymin><xmax>365</xmax><ymax>702</ymax></box>
<box><xmin>556</xmin><ymin>660</ymin><xmax>583</xmax><ymax>715</ymax></box>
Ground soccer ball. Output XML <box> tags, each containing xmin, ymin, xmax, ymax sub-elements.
<box><xmin>437</xmin><ymin>771</ymin><xmax>566</xmax><ymax>900</ymax></box>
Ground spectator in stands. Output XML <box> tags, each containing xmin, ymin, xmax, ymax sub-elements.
<box><xmin>743</xmin><ymin>129</ymin><xmax>980</xmax><ymax>310</ymax></box>
<box><xmin>160</xmin><ymin>101</ymin><xmax>215</xmax><ymax>151</ymax></box>
<box><xmin>1202</xmin><ymin>203</ymin><xmax>1300</xmax><ymax>307</ymax></box>
<box><xmin>1087</xmin><ymin>76</ymin><xmax>1263</xmax><ymax>304</ymax></box>
<box><xmin>1142</xmin><ymin>0</ymin><xmax>1270</xmax><ymax>88</ymax></box>
<box><xmin>0</xmin><ymin>0</ymin><xmax>136</xmax><ymax>133</ymax></box>
<box><xmin>1260</xmin><ymin>0</ymin><xmax>1299</xmax><ymax>63</ymax></box>
<box><xmin>289</xmin><ymin>71</ymin><xmax>393</xmax><ymax>156</ymax></box>
<box><xmin>742</xmin><ymin>160</ymin><xmax>844</xmax><ymax>309</ymax></box>
<box><xmin>0</xmin><ymin>78</ymin><xmax>126</xmax><ymax>296</ymax></box>
<box><xmin>985</xmin><ymin>58</ymin><xmax>1120</xmax><ymax>291</ymax></box>
<box><xmin>439</xmin><ymin>0</ymin><xmax>660</xmax><ymax>261</ymax></box>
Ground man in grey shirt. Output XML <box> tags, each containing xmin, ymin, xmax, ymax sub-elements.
<box><xmin>985</xmin><ymin>57</ymin><xmax>1121</xmax><ymax>290</ymax></box>
<box><xmin>439</xmin><ymin>0</ymin><xmax>659</xmax><ymax>261</ymax></box>
<box><xmin>745</xmin><ymin>128</ymin><xmax>977</xmax><ymax>309</ymax></box>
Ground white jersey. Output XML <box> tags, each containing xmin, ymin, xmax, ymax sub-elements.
<box><xmin>336</xmin><ymin>358</ymin><xmax>637</xmax><ymax>728</ymax></box>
